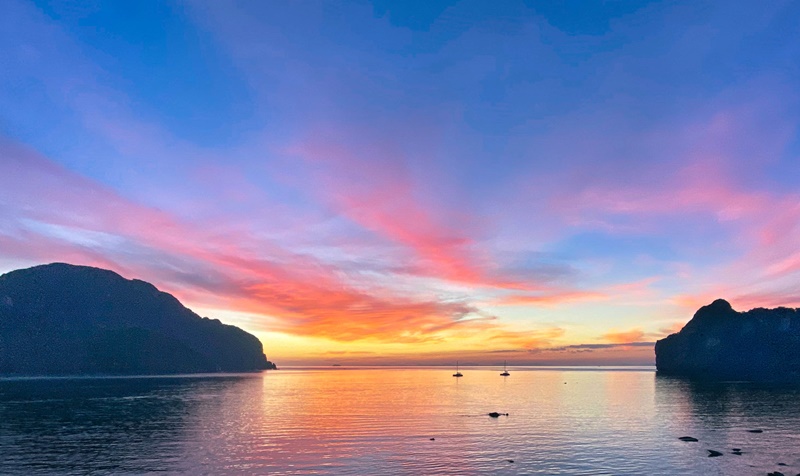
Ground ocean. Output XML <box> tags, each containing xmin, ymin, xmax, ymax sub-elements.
<box><xmin>1</xmin><ymin>367</ymin><xmax>798</xmax><ymax>475</ymax></box>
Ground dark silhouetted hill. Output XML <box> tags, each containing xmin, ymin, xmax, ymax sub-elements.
<box><xmin>0</xmin><ymin>263</ymin><xmax>277</xmax><ymax>375</ymax></box>
<box><xmin>656</xmin><ymin>299</ymin><xmax>800</xmax><ymax>381</ymax></box>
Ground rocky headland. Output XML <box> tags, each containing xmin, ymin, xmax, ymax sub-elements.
<box><xmin>656</xmin><ymin>299</ymin><xmax>800</xmax><ymax>381</ymax></box>
<box><xmin>0</xmin><ymin>263</ymin><xmax>277</xmax><ymax>375</ymax></box>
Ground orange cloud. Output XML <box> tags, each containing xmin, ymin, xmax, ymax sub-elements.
<box><xmin>0</xmin><ymin>138</ymin><xmax>524</xmax><ymax>347</ymax></box>
<box><xmin>320</xmin><ymin>350</ymin><xmax>376</xmax><ymax>356</ymax></box>
<box><xmin>601</xmin><ymin>328</ymin><xmax>646</xmax><ymax>344</ymax></box>
<box><xmin>2</xmin><ymin>141</ymin><xmax>657</xmax><ymax>358</ymax></box>
<box><xmin>292</xmin><ymin>340</ymin><xmax>656</xmax><ymax>366</ymax></box>
<box><xmin>484</xmin><ymin>326</ymin><xmax>566</xmax><ymax>349</ymax></box>
<box><xmin>238</xmin><ymin>282</ymin><xmax>481</xmax><ymax>343</ymax></box>
<box><xmin>658</xmin><ymin>321</ymin><xmax>686</xmax><ymax>337</ymax></box>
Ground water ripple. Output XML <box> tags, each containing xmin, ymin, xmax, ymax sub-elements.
<box><xmin>1</xmin><ymin>369</ymin><xmax>800</xmax><ymax>474</ymax></box>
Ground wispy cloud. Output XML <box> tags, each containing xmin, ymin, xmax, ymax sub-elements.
<box><xmin>0</xmin><ymin>137</ymin><xmax>524</xmax><ymax>346</ymax></box>
<box><xmin>601</xmin><ymin>329</ymin><xmax>646</xmax><ymax>344</ymax></box>
<box><xmin>538</xmin><ymin>342</ymin><xmax>655</xmax><ymax>353</ymax></box>
<box><xmin>2</xmin><ymin>0</ymin><xmax>798</xmax><ymax>365</ymax></box>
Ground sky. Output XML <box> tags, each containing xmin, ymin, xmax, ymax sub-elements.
<box><xmin>1</xmin><ymin>0</ymin><xmax>799</xmax><ymax>366</ymax></box>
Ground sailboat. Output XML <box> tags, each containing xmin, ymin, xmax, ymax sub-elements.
<box><xmin>500</xmin><ymin>361</ymin><xmax>510</xmax><ymax>376</ymax></box>
<box><xmin>453</xmin><ymin>361</ymin><xmax>463</xmax><ymax>377</ymax></box>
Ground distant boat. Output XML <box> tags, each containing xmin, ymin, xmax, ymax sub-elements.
<box><xmin>500</xmin><ymin>361</ymin><xmax>510</xmax><ymax>376</ymax></box>
<box><xmin>453</xmin><ymin>361</ymin><xmax>463</xmax><ymax>377</ymax></box>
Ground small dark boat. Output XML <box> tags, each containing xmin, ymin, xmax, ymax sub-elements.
<box><xmin>500</xmin><ymin>361</ymin><xmax>510</xmax><ymax>376</ymax></box>
<box><xmin>453</xmin><ymin>361</ymin><xmax>463</xmax><ymax>377</ymax></box>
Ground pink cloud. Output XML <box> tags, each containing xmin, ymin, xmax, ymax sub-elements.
<box><xmin>285</xmin><ymin>132</ymin><xmax>561</xmax><ymax>292</ymax></box>
<box><xmin>516</xmin><ymin>94</ymin><xmax>800</xmax><ymax>311</ymax></box>
<box><xmin>289</xmin><ymin>135</ymin><xmax>481</xmax><ymax>276</ymax></box>
<box><xmin>0</xmin><ymin>137</ymin><xmax>513</xmax><ymax>344</ymax></box>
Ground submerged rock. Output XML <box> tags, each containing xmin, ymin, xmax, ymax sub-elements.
<box><xmin>678</xmin><ymin>436</ymin><xmax>699</xmax><ymax>442</ymax></box>
<box><xmin>655</xmin><ymin>299</ymin><xmax>800</xmax><ymax>381</ymax></box>
<box><xmin>707</xmin><ymin>450</ymin><xmax>723</xmax><ymax>457</ymax></box>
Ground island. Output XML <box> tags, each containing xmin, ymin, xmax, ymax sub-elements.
<box><xmin>655</xmin><ymin>299</ymin><xmax>800</xmax><ymax>381</ymax></box>
<box><xmin>0</xmin><ymin>263</ymin><xmax>277</xmax><ymax>375</ymax></box>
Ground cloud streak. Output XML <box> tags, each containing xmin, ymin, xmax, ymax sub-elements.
<box><xmin>2</xmin><ymin>0</ymin><xmax>799</xmax><ymax>364</ymax></box>
<box><xmin>0</xmin><ymin>137</ymin><xmax>513</xmax><ymax>346</ymax></box>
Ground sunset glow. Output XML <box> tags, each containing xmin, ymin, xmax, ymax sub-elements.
<box><xmin>2</xmin><ymin>0</ymin><xmax>798</xmax><ymax>365</ymax></box>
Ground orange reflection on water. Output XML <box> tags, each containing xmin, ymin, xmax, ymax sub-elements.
<box><xmin>5</xmin><ymin>369</ymin><xmax>798</xmax><ymax>474</ymax></box>
<box><xmin>185</xmin><ymin>367</ymin><xmax>668</xmax><ymax>474</ymax></box>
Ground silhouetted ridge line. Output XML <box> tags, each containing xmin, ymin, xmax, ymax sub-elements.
<box><xmin>0</xmin><ymin>263</ymin><xmax>277</xmax><ymax>375</ymax></box>
<box><xmin>655</xmin><ymin>299</ymin><xmax>800</xmax><ymax>381</ymax></box>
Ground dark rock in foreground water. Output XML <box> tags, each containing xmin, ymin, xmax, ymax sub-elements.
<box><xmin>678</xmin><ymin>436</ymin><xmax>698</xmax><ymax>442</ymax></box>
<box><xmin>655</xmin><ymin>299</ymin><xmax>800</xmax><ymax>381</ymax></box>
<box><xmin>707</xmin><ymin>450</ymin><xmax>723</xmax><ymax>457</ymax></box>
<box><xmin>0</xmin><ymin>263</ymin><xmax>277</xmax><ymax>375</ymax></box>
<box><xmin>488</xmin><ymin>412</ymin><xmax>509</xmax><ymax>418</ymax></box>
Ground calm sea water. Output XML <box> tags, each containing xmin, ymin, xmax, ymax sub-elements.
<box><xmin>1</xmin><ymin>367</ymin><xmax>799</xmax><ymax>475</ymax></box>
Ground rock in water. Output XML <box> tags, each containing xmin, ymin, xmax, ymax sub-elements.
<box><xmin>655</xmin><ymin>299</ymin><xmax>800</xmax><ymax>381</ymax></box>
<box><xmin>488</xmin><ymin>412</ymin><xmax>509</xmax><ymax>418</ymax></box>
<box><xmin>678</xmin><ymin>436</ymin><xmax>699</xmax><ymax>442</ymax></box>
<box><xmin>0</xmin><ymin>263</ymin><xmax>277</xmax><ymax>375</ymax></box>
<box><xmin>707</xmin><ymin>450</ymin><xmax>723</xmax><ymax>457</ymax></box>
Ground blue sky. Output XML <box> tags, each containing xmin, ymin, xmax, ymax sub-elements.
<box><xmin>1</xmin><ymin>0</ymin><xmax>799</xmax><ymax>364</ymax></box>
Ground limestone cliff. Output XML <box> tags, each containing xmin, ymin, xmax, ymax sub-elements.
<box><xmin>655</xmin><ymin>299</ymin><xmax>800</xmax><ymax>381</ymax></box>
<box><xmin>0</xmin><ymin>263</ymin><xmax>277</xmax><ymax>375</ymax></box>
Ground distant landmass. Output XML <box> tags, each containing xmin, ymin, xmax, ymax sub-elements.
<box><xmin>656</xmin><ymin>299</ymin><xmax>800</xmax><ymax>381</ymax></box>
<box><xmin>0</xmin><ymin>263</ymin><xmax>277</xmax><ymax>375</ymax></box>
